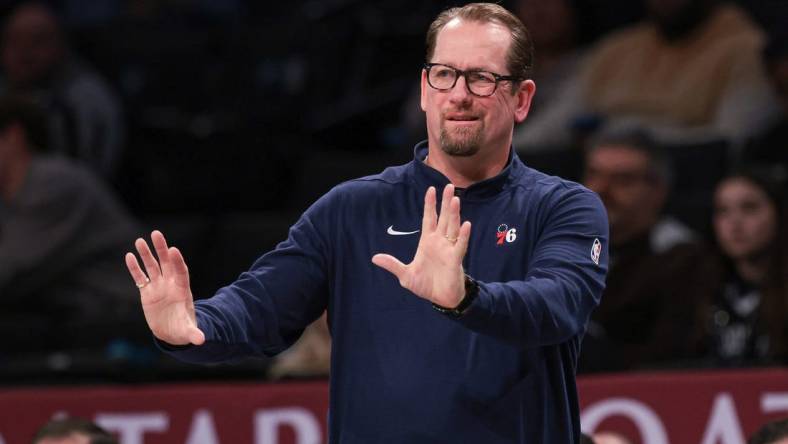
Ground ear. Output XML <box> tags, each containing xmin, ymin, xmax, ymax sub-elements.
<box><xmin>420</xmin><ymin>68</ymin><xmax>428</xmax><ymax>112</ymax></box>
<box><xmin>512</xmin><ymin>79</ymin><xmax>536</xmax><ymax>124</ymax></box>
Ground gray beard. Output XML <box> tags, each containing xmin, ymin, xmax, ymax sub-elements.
<box><xmin>439</xmin><ymin>123</ymin><xmax>482</xmax><ymax>157</ymax></box>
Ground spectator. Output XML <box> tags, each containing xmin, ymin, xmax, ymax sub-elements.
<box><xmin>0</xmin><ymin>2</ymin><xmax>125</xmax><ymax>178</ymax></box>
<box><xmin>0</xmin><ymin>96</ymin><xmax>141</xmax><ymax>354</ymax></box>
<box><xmin>749</xmin><ymin>417</ymin><xmax>788</xmax><ymax>444</ymax></box>
<box><xmin>513</xmin><ymin>0</ymin><xmax>585</xmax><ymax>121</ymax></box>
<box><xmin>514</xmin><ymin>0</ymin><xmax>780</xmax><ymax>153</ymax></box>
<box><xmin>32</xmin><ymin>417</ymin><xmax>117</xmax><ymax>444</ymax></box>
<box><xmin>267</xmin><ymin>311</ymin><xmax>331</xmax><ymax>380</ymax></box>
<box><xmin>579</xmin><ymin>129</ymin><xmax>706</xmax><ymax>371</ymax></box>
<box><xmin>697</xmin><ymin>167</ymin><xmax>788</xmax><ymax>366</ymax></box>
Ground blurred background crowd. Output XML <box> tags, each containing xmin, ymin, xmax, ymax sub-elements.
<box><xmin>0</xmin><ymin>0</ymin><xmax>785</xmax><ymax>392</ymax></box>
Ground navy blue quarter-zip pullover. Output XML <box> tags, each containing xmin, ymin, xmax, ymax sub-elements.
<box><xmin>163</xmin><ymin>141</ymin><xmax>609</xmax><ymax>443</ymax></box>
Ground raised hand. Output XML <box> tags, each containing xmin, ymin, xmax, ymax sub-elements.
<box><xmin>125</xmin><ymin>230</ymin><xmax>205</xmax><ymax>346</ymax></box>
<box><xmin>372</xmin><ymin>184</ymin><xmax>472</xmax><ymax>308</ymax></box>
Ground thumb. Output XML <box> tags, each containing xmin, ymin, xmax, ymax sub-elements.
<box><xmin>189</xmin><ymin>327</ymin><xmax>205</xmax><ymax>346</ymax></box>
<box><xmin>372</xmin><ymin>253</ymin><xmax>407</xmax><ymax>281</ymax></box>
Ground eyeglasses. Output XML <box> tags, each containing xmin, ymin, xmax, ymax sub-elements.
<box><xmin>423</xmin><ymin>63</ymin><xmax>523</xmax><ymax>97</ymax></box>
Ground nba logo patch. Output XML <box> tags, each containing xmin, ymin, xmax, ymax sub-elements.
<box><xmin>591</xmin><ymin>238</ymin><xmax>602</xmax><ymax>265</ymax></box>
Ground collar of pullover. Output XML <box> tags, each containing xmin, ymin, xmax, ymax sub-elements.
<box><xmin>410</xmin><ymin>140</ymin><xmax>523</xmax><ymax>201</ymax></box>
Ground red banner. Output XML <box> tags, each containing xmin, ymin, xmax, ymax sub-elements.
<box><xmin>2</xmin><ymin>369</ymin><xmax>786</xmax><ymax>444</ymax></box>
<box><xmin>3</xmin><ymin>381</ymin><xmax>329</xmax><ymax>444</ymax></box>
<box><xmin>579</xmin><ymin>368</ymin><xmax>788</xmax><ymax>443</ymax></box>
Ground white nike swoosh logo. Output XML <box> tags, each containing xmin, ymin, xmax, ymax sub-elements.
<box><xmin>387</xmin><ymin>225</ymin><xmax>420</xmax><ymax>236</ymax></box>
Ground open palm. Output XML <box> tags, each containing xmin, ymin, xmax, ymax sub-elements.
<box><xmin>125</xmin><ymin>230</ymin><xmax>205</xmax><ymax>346</ymax></box>
<box><xmin>372</xmin><ymin>184</ymin><xmax>472</xmax><ymax>308</ymax></box>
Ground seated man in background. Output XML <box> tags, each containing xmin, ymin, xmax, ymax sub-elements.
<box><xmin>514</xmin><ymin>0</ymin><xmax>780</xmax><ymax>153</ymax></box>
<box><xmin>0</xmin><ymin>2</ymin><xmax>125</xmax><ymax>178</ymax></box>
<box><xmin>579</xmin><ymin>129</ymin><xmax>706</xmax><ymax>372</ymax></box>
<box><xmin>0</xmin><ymin>96</ymin><xmax>142</xmax><ymax>355</ymax></box>
<box><xmin>32</xmin><ymin>417</ymin><xmax>117</xmax><ymax>444</ymax></box>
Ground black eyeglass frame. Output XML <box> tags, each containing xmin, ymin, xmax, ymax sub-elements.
<box><xmin>423</xmin><ymin>62</ymin><xmax>525</xmax><ymax>97</ymax></box>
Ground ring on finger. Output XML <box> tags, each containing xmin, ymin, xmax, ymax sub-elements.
<box><xmin>445</xmin><ymin>234</ymin><xmax>458</xmax><ymax>244</ymax></box>
<box><xmin>136</xmin><ymin>277</ymin><xmax>151</xmax><ymax>289</ymax></box>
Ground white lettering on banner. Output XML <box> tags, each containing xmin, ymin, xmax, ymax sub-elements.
<box><xmin>186</xmin><ymin>410</ymin><xmax>220</xmax><ymax>444</ymax></box>
<box><xmin>699</xmin><ymin>394</ymin><xmax>745</xmax><ymax>444</ymax></box>
<box><xmin>95</xmin><ymin>412</ymin><xmax>168</xmax><ymax>444</ymax></box>
<box><xmin>580</xmin><ymin>398</ymin><xmax>669</xmax><ymax>444</ymax></box>
<box><xmin>762</xmin><ymin>392</ymin><xmax>788</xmax><ymax>413</ymax></box>
<box><xmin>255</xmin><ymin>408</ymin><xmax>321</xmax><ymax>444</ymax></box>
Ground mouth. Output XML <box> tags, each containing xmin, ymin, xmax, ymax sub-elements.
<box><xmin>445</xmin><ymin>115</ymin><xmax>480</xmax><ymax>125</ymax></box>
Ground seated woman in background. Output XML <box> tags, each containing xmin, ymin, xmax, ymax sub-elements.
<box><xmin>698</xmin><ymin>166</ymin><xmax>787</xmax><ymax>367</ymax></box>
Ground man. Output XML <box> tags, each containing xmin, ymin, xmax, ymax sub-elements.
<box><xmin>128</xmin><ymin>4</ymin><xmax>608</xmax><ymax>442</ymax></box>
<box><xmin>0</xmin><ymin>2</ymin><xmax>125</xmax><ymax>178</ymax></box>
<box><xmin>32</xmin><ymin>418</ymin><xmax>117</xmax><ymax>444</ymax></box>
<box><xmin>0</xmin><ymin>96</ymin><xmax>141</xmax><ymax>353</ymax></box>
<box><xmin>579</xmin><ymin>130</ymin><xmax>705</xmax><ymax>371</ymax></box>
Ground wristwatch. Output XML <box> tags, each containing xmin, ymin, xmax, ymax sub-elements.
<box><xmin>432</xmin><ymin>275</ymin><xmax>479</xmax><ymax>318</ymax></box>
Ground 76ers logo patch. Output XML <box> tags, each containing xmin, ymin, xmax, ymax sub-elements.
<box><xmin>496</xmin><ymin>224</ymin><xmax>517</xmax><ymax>245</ymax></box>
<box><xmin>591</xmin><ymin>238</ymin><xmax>602</xmax><ymax>265</ymax></box>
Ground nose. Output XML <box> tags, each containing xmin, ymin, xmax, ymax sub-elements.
<box><xmin>447</xmin><ymin>74</ymin><xmax>472</xmax><ymax>104</ymax></box>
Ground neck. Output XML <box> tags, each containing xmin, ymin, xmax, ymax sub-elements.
<box><xmin>0</xmin><ymin>151</ymin><xmax>31</xmax><ymax>202</ymax></box>
<box><xmin>425</xmin><ymin>144</ymin><xmax>509</xmax><ymax>188</ymax></box>
<box><xmin>733</xmin><ymin>256</ymin><xmax>769</xmax><ymax>284</ymax></box>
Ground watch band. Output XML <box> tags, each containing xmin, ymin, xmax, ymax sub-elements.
<box><xmin>432</xmin><ymin>275</ymin><xmax>479</xmax><ymax>317</ymax></box>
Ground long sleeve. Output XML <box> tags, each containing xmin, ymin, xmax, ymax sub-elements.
<box><xmin>161</xmin><ymin>192</ymin><xmax>335</xmax><ymax>364</ymax></box>
<box><xmin>456</xmin><ymin>187</ymin><xmax>608</xmax><ymax>348</ymax></box>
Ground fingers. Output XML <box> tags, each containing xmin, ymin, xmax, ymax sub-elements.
<box><xmin>169</xmin><ymin>246</ymin><xmax>191</xmax><ymax>290</ymax></box>
<box><xmin>125</xmin><ymin>252</ymin><xmax>149</xmax><ymax>288</ymax></box>
<box><xmin>445</xmin><ymin>195</ymin><xmax>461</xmax><ymax>241</ymax></box>
<box><xmin>436</xmin><ymin>184</ymin><xmax>454</xmax><ymax>234</ymax></box>
<box><xmin>151</xmin><ymin>230</ymin><xmax>172</xmax><ymax>276</ymax></box>
<box><xmin>134</xmin><ymin>237</ymin><xmax>161</xmax><ymax>280</ymax></box>
<box><xmin>371</xmin><ymin>254</ymin><xmax>408</xmax><ymax>283</ymax></box>
<box><xmin>421</xmin><ymin>186</ymin><xmax>437</xmax><ymax>233</ymax></box>
<box><xmin>455</xmin><ymin>221</ymin><xmax>472</xmax><ymax>256</ymax></box>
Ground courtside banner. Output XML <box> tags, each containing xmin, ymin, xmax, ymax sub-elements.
<box><xmin>578</xmin><ymin>368</ymin><xmax>788</xmax><ymax>443</ymax></box>
<box><xmin>0</xmin><ymin>369</ymin><xmax>785</xmax><ymax>443</ymax></box>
